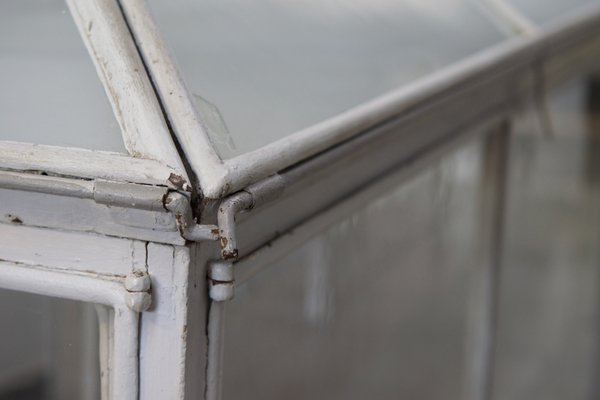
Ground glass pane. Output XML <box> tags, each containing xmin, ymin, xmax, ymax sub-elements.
<box><xmin>504</xmin><ymin>0</ymin><xmax>598</xmax><ymax>24</ymax></box>
<box><xmin>222</xmin><ymin>134</ymin><xmax>494</xmax><ymax>399</ymax></box>
<box><xmin>0</xmin><ymin>289</ymin><xmax>100</xmax><ymax>400</ymax></box>
<box><xmin>491</xmin><ymin>76</ymin><xmax>600</xmax><ymax>399</ymax></box>
<box><xmin>148</xmin><ymin>0</ymin><xmax>505</xmax><ymax>158</ymax></box>
<box><xmin>0</xmin><ymin>0</ymin><xmax>126</xmax><ymax>153</ymax></box>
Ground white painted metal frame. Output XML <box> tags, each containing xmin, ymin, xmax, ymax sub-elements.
<box><xmin>1</xmin><ymin>1</ymin><xmax>600</xmax><ymax>400</ymax></box>
<box><xmin>0</xmin><ymin>260</ymin><xmax>138</xmax><ymax>400</ymax></box>
<box><xmin>0</xmin><ymin>218</ymin><xmax>154</xmax><ymax>398</ymax></box>
<box><xmin>0</xmin><ymin>217</ymin><xmax>203</xmax><ymax>400</ymax></box>
<box><xmin>0</xmin><ymin>142</ymin><xmax>185</xmax><ymax>190</ymax></box>
<box><xmin>121</xmin><ymin>0</ymin><xmax>600</xmax><ymax>199</ymax></box>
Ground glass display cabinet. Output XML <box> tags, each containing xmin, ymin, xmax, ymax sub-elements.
<box><xmin>1</xmin><ymin>0</ymin><xmax>600</xmax><ymax>399</ymax></box>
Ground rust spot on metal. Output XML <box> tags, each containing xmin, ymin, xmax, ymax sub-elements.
<box><xmin>211</xmin><ymin>228</ymin><xmax>220</xmax><ymax>235</ymax></box>
<box><xmin>174</xmin><ymin>212</ymin><xmax>185</xmax><ymax>235</ymax></box>
<box><xmin>168</xmin><ymin>173</ymin><xmax>186</xmax><ymax>189</ymax></box>
<box><xmin>219</xmin><ymin>236</ymin><xmax>239</xmax><ymax>259</ymax></box>
<box><xmin>222</xmin><ymin>249</ymin><xmax>239</xmax><ymax>260</ymax></box>
<box><xmin>161</xmin><ymin>192</ymin><xmax>170</xmax><ymax>210</ymax></box>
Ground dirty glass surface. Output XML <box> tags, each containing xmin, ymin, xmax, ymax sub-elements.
<box><xmin>221</xmin><ymin>73</ymin><xmax>600</xmax><ymax>398</ymax></box>
<box><xmin>148</xmin><ymin>0</ymin><xmax>505</xmax><ymax>158</ymax></box>
<box><xmin>491</xmin><ymin>75</ymin><xmax>600</xmax><ymax>399</ymax></box>
<box><xmin>0</xmin><ymin>0</ymin><xmax>125</xmax><ymax>153</ymax></box>
<box><xmin>222</xmin><ymin>133</ymin><xmax>493</xmax><ymax>399</ymax></box>
<box><xmin>0</xmin><ymin>289</ymin><xmax>100</xmax><ymax>400</ymax></box>
<box><xmin>505</xmin><ymin>0</ymin><xmax>599</xmax><ymax>24</ymax></box>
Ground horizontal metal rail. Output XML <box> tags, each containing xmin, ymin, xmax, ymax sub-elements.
<box><xmin>0</xmin><ymin>141</ymin><xmax>190</xmax><ymax>191</ymax></box>
<box><xmin>232</xmin><ymin>118</ymin><xmax>503</xmax><ymax>285</ymax></box>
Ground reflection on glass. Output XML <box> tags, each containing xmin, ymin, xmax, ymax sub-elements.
<box><xmin>0</xmin><ymin>0</ymin><xmax>125</xmax><ymax>152</ymax></box>
<box><xmin>222</xmin><ymin>133</ymin><xmax>492</xmax><ymax>399</ymax></box>
<box><xmin>504</xmin><ymin>0</ymin><xmax>597</xmax><ymax>24</ymax></box>
<box><xmin>491</xmin><ymin>76</ymin><xmax>600</xmax><ymax>399</ymax></box>
<box><xmin>148</xmin><ymin>0</ymin><xmax>505</xmax><ymax>158</ymax></box>
<box><xmin>220</xmin><ymin>74</ymin><xmax>600</xmax><ymax>399</ymax></box>
<box><xmin>0</xmin><ymin>289</ymin><xmax>100</xmax><ymax>400</ymax></box>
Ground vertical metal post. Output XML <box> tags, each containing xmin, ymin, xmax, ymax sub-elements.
<box><xmin>584</xmin><ymin>72</ymin><xmax>600</xmax><ymax>398</ymax></box>
<box><xmin>463</xmin><ymin>122</ymin><xmax>510</xmax><ymax>400</ymax></box>
<box><xmin>206</xmin><ymin>301</ymin><xmax>227</xmax><ymax>400</ymax></box>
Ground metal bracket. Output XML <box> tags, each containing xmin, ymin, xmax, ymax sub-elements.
<box><xmin>217</xmin><ymin>174</ymin><xmax>285</xmax><ymax>260</ymax></box>
<box><xmin>164</xmin><ymin>175</ymin><xmax>285</xmax><ymax>301</ymax></box>
<box><xmin>164</xmin><ymin>192</ymin><xmax>220</xmax><ymax>242</ymax></box>
<box><xmin>124</xmin><ymin>271</ymin><xmax>152</xmax><ymax>312</ymax></box>
<box><xmin>208</xmin><ymin>174</ymin><xmax>286</xmax><ymax>301</ymax></box>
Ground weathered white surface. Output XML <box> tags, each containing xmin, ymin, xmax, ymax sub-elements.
<box><xmin>185</xmin><ymin>242</ymin><xmax>214</xmax><ymax>399</ymax></box>
<box><xmin>0</xmin><ymin>260</ymin><xmax>123</xmax><ymax>315</ymax></box>
<box><xmin>0</xmin><ymin>188</ymin><xmax>185</xmax><ymax>245</ymax></box>
<box><xmin>120</xmin><ymin>0</ymin><xmax>228</xmax><ymax>196</ymax></box>
<box><xmin>112</xmin><ymin>308</ymin><xmax>139</xmax><ymax>400</ymax></box>
<box><xmin>0</xmin><ymin>169</ymin><xmax>95</xmax><ymax>197</ymax></box>
<box><xmin>0</xmin><ymin>223</ymin><xmax>146</xmax><ymax>276</ymax></box>
<box><xmin>66</xmin><ymin>0</ymin><xmax>188</xmax><ymax>176</ymax></box>
<box><xmin>139</xmin><ymin>243</ymin><xmax>190</xmax><ymax>400</ymax></box>
<box><xmin>0</xmin><ymin>170</ymin><xmax>187</xmax><ymax>245</ymax></box>
<box><xmin>0</xmin><ymin>141</ymin><xmax>188</xmax><ymax>190</ymax></box>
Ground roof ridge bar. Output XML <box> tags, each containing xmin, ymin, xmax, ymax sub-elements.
<box><xmin>118</xmin><ymin>0</ymin><xmax>228</xmax><ymax>198</ymax></box>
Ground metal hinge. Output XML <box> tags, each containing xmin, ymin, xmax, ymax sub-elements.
<box><xmin>124</xmin><ymin>271</ymin><xmax>152</xmax><ymax>312</ymax></box>
<box><xmin>208</xmin><ymin>174</ymin><xmax>286</xmax><ymax>302</ymax></box>
<box><xmin>208</xmin><ymin>260</ymin><xmax>234</xmax><ymax>301</ymax></box>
